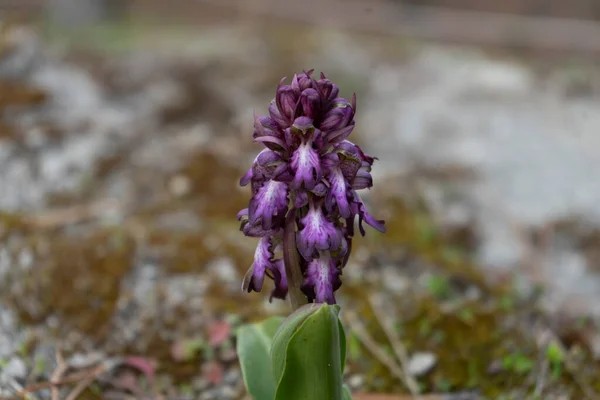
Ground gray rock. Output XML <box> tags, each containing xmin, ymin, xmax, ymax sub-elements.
<box><xmin>407</xmin><ymin>351</ymin><xmax>437</xmax><ymax>377</ymax></box>
<box><xmin>2</xmin><ymin>357</ymin><xmax>27</xmax><ymax>380</ymax></box>
<box><xmin>68</xmin><ymin>351</ymin><xmax>105</xmax><ymax>369</ymax></box>
<box><xmin>348</xmin><ymin>373</ymin><xmax>365</xmax><ymax>389</ymax></box>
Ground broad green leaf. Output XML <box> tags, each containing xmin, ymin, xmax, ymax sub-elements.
<box><xmin>271</xmin><ymin>303</ymin><xmax>321</xmax><ymax>384</ymax></box>
<box><xmin>237</xmin><ymin>316</ymin><xmax>284</xmax><ymax>400</ymax></box>
<box><xmin>273</xmin><ymin>304</ymin><xmax>345</xmax><ymax>400</ymax></box>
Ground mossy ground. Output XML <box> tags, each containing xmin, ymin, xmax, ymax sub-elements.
<box><xmin>341</xmin><ymin>196</ymin><xmax>600</xmax><ymax>399</ymax></box>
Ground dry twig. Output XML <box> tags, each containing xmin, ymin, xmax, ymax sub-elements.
<box><xmin>368</xmin><ymin>294</ymin><xmax>420</xmax><ymax>397</ymax></box>
<box><xmin>64</xmin><ymin>374</ymin><xmax>97</xmax><ymax>400</ymax></box>
<box><xmin>50</xmin><ymin>350</ymin><xmax>67</xmax><ymax>400</ymax></box>
<box><xmin>343</xmin><ymin>310</ymin><xmax>416</xmax><ymax>395</ymax></box>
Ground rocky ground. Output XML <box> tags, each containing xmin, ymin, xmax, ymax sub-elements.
<box><xmin>1</xmin><ymin>16</ymin><xmax>600</xmax><ymax>400</ymax></box>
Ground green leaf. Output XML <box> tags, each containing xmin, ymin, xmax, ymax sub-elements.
<box><xmin>237</xmin><ymin>316</ymin><xmax>284</xmax><ymax>400</ymax></box>
<box><xmin>273</xmin><ymin>304</ymin><xmax>345</xmax><ymax>400</ymax></box>
<box><xmin>271</xmin><ymin>303</ymin><xmax>321</xmax><ymax>384</ymax></box>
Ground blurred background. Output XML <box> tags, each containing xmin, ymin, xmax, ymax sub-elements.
<box><xmin>1</xmin><ymin>1</ymin><xmax>600</xmax><ymax>399</ymax></box>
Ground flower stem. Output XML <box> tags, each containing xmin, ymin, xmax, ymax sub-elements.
<box><xmin>283</xmin><ymin>207</ymin><xmax>308</xmax><ymax>310</ymax></box>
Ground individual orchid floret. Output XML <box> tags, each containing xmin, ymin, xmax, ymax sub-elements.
<box><xmin>320</xmin><ymin>97</ymin><xmax>355</xmax><ymax>132</ymax></box>
<box><xmin>290</xmin><ymin>141</ymin><xmax>321</xmax><ymax>190</ymax></box>
<box><xmin>302</xmin><ymin>252</ymin><xmax>342</xmax><ymax>305</ymax></box>
<box><xmin>245</xmin><ymin>236</ymin><xmax>273</xmax><ymax>293</ymax></box>
<box><xmin>275</xmin><ymin>82</ymin><xmax>298</xmax><ymax>121</ymax></box>
<box><xmin>296</xmin><ymin>201</ymin><xmax>343</xmax><ymax>259</ymax></box>
<box><xmin>248</xmin><ymin>180</ymin><xmax>289</xmax><ymax>230</ymax></box>
<box><xmin>253</xmin><ymin>115</ymin><xmax>287</xmax><ymax>153</ymax></box>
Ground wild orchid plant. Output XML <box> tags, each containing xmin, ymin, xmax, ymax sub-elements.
<box><xmin>236</xmin><ymin>70</ymin><xmax>385</xmax><ymax>400</ymax></box>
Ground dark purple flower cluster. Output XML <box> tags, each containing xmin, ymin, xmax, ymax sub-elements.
<box><xmin>238</xmin><ymin>70</ymin><xmax>385</xmax><ymax>304</ymax></box>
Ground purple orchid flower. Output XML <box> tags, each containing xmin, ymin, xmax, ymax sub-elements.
<box><xmin>238</xmin><ymin>70</ymin><xmax>385</xmax><ymax>305</ymax></box>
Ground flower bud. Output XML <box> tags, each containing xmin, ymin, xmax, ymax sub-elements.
<box><xmin>316</xmin><ymin>74</ymin><xmax>339</xmax><ymax>102</ymax></box>
<box><xmin>321</xmin><ymin>98</ymin><xmax>354</xmax><ymax>132</ymax></box>
<box><xmin>300</xmin><ymin>88</ymin><xmax>320</xmax><ymax>119</ymax></box>
<box><xmin>276</xmin><ymin>85</ymin><xmax>298</xmax><ymax>121</ymax></box>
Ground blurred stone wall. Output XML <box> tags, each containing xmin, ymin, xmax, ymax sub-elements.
<box><xmin>398</xmin><ymin>0</ymin><xmax>600</xmax><ymax>20</ymax></box>
<box><xmin>0</xmin><ymin>0</ymin><xmax>128</xmax><ymax>25</ymax></box>
<box><xmin>3</xmin><ymin>0</ymin><xmax>600</xmax><ymax>22</ymax></box>
<box><xmin>132</xmin><ymin>0</ymin><xmax>600</xmax><ymax>21</ymax></box>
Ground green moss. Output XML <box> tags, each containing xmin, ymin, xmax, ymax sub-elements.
<box><xmin>1</xmin><ymin>228</ymin><xmax>135</xmax><ymax>336</ymax></box>
<box><xmin>344</xmin><ymin>196</ymin><xmax>600</xmax><ymax>397</ymax></box>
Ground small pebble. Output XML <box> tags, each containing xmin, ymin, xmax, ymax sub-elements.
<box><xmin>192</xmin><ymin>376</ymin><xmax>209</xmax><ymax>391</ymax></box>
<box><xmin>381</xmin><ymin>265</ymin><xmax>410</xmax><ymax>293</ymax></box>
<box><xmin>223</xmin><ymin>369</ymin><xmax>240</xmax><ymax>385</ymax></box>
<box><xmin>348</xmin><ymin>373</ymin><xmax>365</xmax><ymax>389</ymax></box>
<box><xmin>590</xmin><ymin>334</ymin><xmax>600</xmax><ymax>360</ymax></box>
<box><xmin>68</xmin><ymin>351</ymin><xmax>104</xmax><ymax>369</ymax></box>
<box><xmin>407</xmin><ymin>352</ymin><xmax>437</xmax><ymax>377</ymax></box>
<box><xmin>3</xmin><ymin>357</ymin><xmax>27</xmax><ymax>380</ymax></box>
<box><xmin>169</xmin><ymin>175</ymin><xmax>191</xmax><ymax>197</ymax></box>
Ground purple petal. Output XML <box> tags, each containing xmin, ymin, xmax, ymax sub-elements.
<box><xmin>320</xmin><ymin>152</ymin><xmax>339</xmax><ymax>170</ymax></box>
<box><xmin>269</xmin><ymin>258</ymin><xmax>288</xmax><ymax>301</ymax></box>
<box><xmin>341</xmin><ymin>237</ymin><xmax>352</xmax><ymax>268</ymax></box>
<box><xmin>299</xmin><ymin>70</ymin><xmax>315</xmax><ymax>91</ymax></box>
<box><xmin>269</xmin><ymin>102</ymin><xmax>288</xmax><ymax>129</ymax></box>
<box><xmin>337</xmin><ymin>151</ymin><xmax>361</xmax><ymax>182</ymax></box>
<box><xmin>326</xmin><ymin>125</ymin><xmax>354</xmax><ymax>146</ymax></box>
<box><xmin>351</xmin><ymin>169</ymin><xmax>373</xmax><ymax>190</ymax></box>
<box><xmin>248</xmin><ymin>180</ymin><xmax>289</xmax><ymax>230</ymax></box>
<box><xmin>237</xmin><ymin>208</ymin><xmax>249</xmax><ymax>221</ymax></box>
<box><xmin>316</xmin><ymin>77</ymin><xmax>339</xmax><ymax>103</ymax></box>
<box><xmin>242</xmin><ymin>149</ymin><xmax>284</xmax><ymax>187</ymax></box>
<box><xmin>351</xmin><ymin>192</ymin><xmax>386</xmax><ymax>235</ymax></box>
<box><xmin>320</xmin><ymin>109</ymin><xmax>345</xmax><ymax>132</ymax></box>
<box><xmin>272</xmin><ymin>162</ymin><xmax>293</xmax><ymax>182</ymax></box>
<box><xmin>240</xmin><ymin>167</ymin><xmax>253</xmax><ymax>187</ymax></box>
<box><xmin>326</xmin><ymin>167</ymin><xmax>351</xmax><ymax>218</ymax></box>
<box><xmin>360</xmin><ymin>206</ymin><xmax>386</xmax><ymax>233</ymax></box>
<box><xmin>296</xmin><ymin>204</ymin><xmax>342</xmax><ymax>259</ymax></box>
<box><xmin>291</xmin><ymin>74</ymin><xmax>301</xmax><ymax>96</ymax></box>
<box><xmin>291</xmin><ymin>116</ymin><xmax>315</xmax><ymax>135</ymax></box>
<box><xmin>241</xmin><ymin>219</ymin><xmax>281</xmax><ymax>237</ymax></box>
<box><xmin>311</xmin><ymin>182</ymin><xmax>329</xmax><ymax>197</ymax></box>
<box><xmin>245</xmin><ymin>236</ymin><xmax>273</xmax><ymax>293</ymax></box>
<box><xmin>240</xmin><ymin>149</ymin><xmax>270</xmax><ymax>187</ymax></box>
<box><xmin>335</xmin><ymin>141</ymin><xmax>376</xmax><ymax>179</ymax></box>
<box><xmin>276</xmin><ymin>85</ymin><xmax>298</xmax><ymax>121</ymax></box>
<box><xmin>320</xmin><ymin>98</ymin><xmax>354</xmax><ymax>132</ymax></box>
<box><xmin>290</xmin><ymin>142</ymin><xmax>321</xmax><ymax>190</ymax></box>
<box><xmin>295</xmin><ymin>190</ymin><xmax>309</xmax><ymax>208</ymax></box>
<box><xmin>253</xmin><ymin>115</ymin><xmax>287</xmax><ymax>152</ymax></box>
<box><xmin>302</xmin><ymin>253</ymin><xmax>341</xmax><ymax>304</ymax></box>
<box><xmin>335</xmin><ymin>140</ymin><xmax>358</xmax><ymax>154</ymax></box>
<box><xmin>355</xmin><ymin>144</ymin><xmax>376</xmax><ymax>166</ymax></box>
<box><xmin>254</xmin><ymin>135</ymin><xmax>288</xmax><ymax>151</ymax></box>
<box><xmin>284</xmin><ymin>127</ymin><xmax>301</xmax><ymax>151</ymax></box>
<box><xmin>300</xmin><ymin>88</ymin><xmax>320</xmax><ymax>119</ymax></box>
